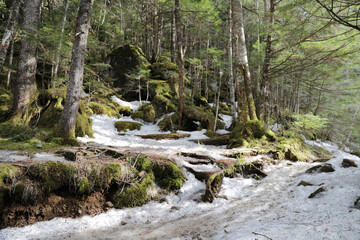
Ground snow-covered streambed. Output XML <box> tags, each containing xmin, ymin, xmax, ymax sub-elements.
<box><xmin>1</xmin><ymin>111</ymin><xmax>360</xmax><ymax>239</ymax></box>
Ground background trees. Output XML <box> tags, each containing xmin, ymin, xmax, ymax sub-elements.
<box><xmin>0</xmin><ymin>0</ymin><xmax>358</xmax><ymax>150</ymax></box>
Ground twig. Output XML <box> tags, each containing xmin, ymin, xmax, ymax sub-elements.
<box><xmin>252</xmin><ymin>232</ymin><xmax>273</xmax><ymax>240</ymax></box>
<box><xmin>132</xmin><ymin>152</ymin><xmax>141</xmax><ymax>168</ymax></box>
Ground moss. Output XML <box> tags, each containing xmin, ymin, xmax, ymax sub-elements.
<box><xmin>114</xmin><ymin>121</ymin><xmax>142</xmax><ymax>132</ymax></box>
<box><xmin>149</xmin><ymin>80</ymin><xmax>172</xmax><ymax>96</ymax></box>
<box><xmin>228</xmin><ymin>120</ymin><xmax>276</xmax><ymax>148</ymax></box>
<box><xmin>0</xmin><ymin>122</ymin><xmax>35</xmax><ymax>142</ymax></box>
<box><xmin>152</xmin><ymin>162</ymin><xmax>184</xmax><ymax>192</ymax></box>
<box><xmin>75</xmin><ymin>102</ymin><xmax>94</xmax><ymax>138</ymax></box>
<box><xmin>194</xmin><ymin>93</ymin><xmax>209</xmax><ymax>107</ymax></box>
<box><xmin>0</xmin><ymin>87</ymin><xmax>12</xmax><ymax>122</ymax></box>
<box><xmin>112</xmin><ymin>172</ymin><xmax>154</xmax><ymax>208</ymax></box>
<box><xmin>27</xmin><ymin>161</ymin><xmax>76</xmax><ymax>193</ymax></box>
<box><xmin>135</xmin><ymin>157</ymin><xmax>152</xmax><ymax>173</ymax></box>
<box><xmin>131</xmin><ymin>103</ymin><xmax>156</xmax><ymax>122</ymax></box>
<box><xmin>88</xmin><ymin>163</ymin><xmax>125</xmax><ymax>190</ymax></box>
<box><xmin>158</xmin><ymin>112</ymin><xmax>179</xmax><ymax>132</ymax></box>
<box><xmin>13</xmin><ymin>182</ymin><xmax>26</xmax><ymax>203</ymax></box>
<box><xmin>77</xmin><ymin>177</ymin><xmax>89</xmax><ymax>195</ymax></box>
<box><xmin>0</xmin><ymin>164</ymin><xmax>20</xmax><ymax>209</ymax></box>
<box><xmin>88</xmin><ymin>101</ymin><xmax>118</xmax><ymax>117</ymax></box>
<box><xmin>150</xmin><ymin>60</ymin><xmax>178</xmax><ymax>80</ymax></box>
<box><xmin>203</xmin><ymin>172</ymin><xmax>224</xmax><ymax>202</ymax></box>
<box><xmin>36</xmin><ymin>98</ymin><xmax>64</xmax><ymax>128</ymax></box>
<box><xmin>151</xmin><ymin>95</ymin><xmax>176</xmax><ymax>118</ymax></box>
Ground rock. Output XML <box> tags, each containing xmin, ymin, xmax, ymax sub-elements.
<box><xmin>305</xmin><ymin>163</ymin><xmax>335</xmax><ymax>174</ymax></box>
<box><xmin>121</xmin><ymin>221</ymin><xmax>127</xmax><ymax>225</ymax></box>
<box><xmin>312</xmin><ymin>158</ymin><xmax>331</xmax><ymax>163</ymax></box>
<box><xmin>354</xmin><ymin>197</ymin><xmax>360</xmax><ymax>210</ymax></box>
<box><xmin>105</xmin><ymin>201</ymin><xmax>114</xmax><ymax>208</ymax></box>
<box><xmin>184</xmin><ymin>166</ymin><xmax>220</xmax><ymax>182</ymax></box>
<box><xmin>308</xmin><ymin>187</ymin><xmax>326</xmax><ymax>198</ymax></box>
<box><xmin>138</xmin><ymin>133</ymin><xmax>190</xmax><ymax>140</ymax></box>
<box><xmin>342</xmin><ymin>159</ymin><xmax>358</xmax><ymax>168</ymax></box>
<box><xmin>298</xmin><ymin>181</ymin><xmax>314</xmax><ymax>187</ymax></box>
<box><xmin>114</xmin><ymin>121</ymin><xmax>142</xmax><ymax>132</ymax></box>
<box><xmin>180</xmin><ymin>153</ymin><xmax>215</xmax><ymax>162</ymax></box>
<box><xmin>55</xmin><ymin>148</ymin><xmax>82</xmax><ymax>161</ymax></box>
<box><xmin>235</xmin><ymin>162</ymin><xmax>267</xmax><ymax>180</ymax></box>
<box><xmin>191</xmin><ymin>134</ymin><xmax>230</xmax><ymax>146</ymax></box>
<box><xmin>131</xmin><ymin>103</ymin><xmax>156</xmax><ymax>122</ymax></box>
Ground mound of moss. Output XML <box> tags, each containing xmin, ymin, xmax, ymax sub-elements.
<box><xmin>115</xmin><ymin>121</ymin><xmax>142</xmax><ymax>132</ymax></box>
<box><xmin>228</xmin><ymin>120</ymin><xmax>277</xmax><ymax>148</ymax></box>
<box><xmin>131</xmin><ymin>103</ymin><xmax>156</xmax><ymax>122</ymax></box>
<box><xmin>150</xmin><ymin>57</ymin><xmax>178</xmax><ymax>80</ymax></box>
<box><xmin>151</xmin><ymin>95</ymin><xmax>176</xmax><ymax>118</ymax></box>
<box><xmin>152</xmin><ymin>162</ymin><xmax>185</xmax><ymax>192</ymax></box>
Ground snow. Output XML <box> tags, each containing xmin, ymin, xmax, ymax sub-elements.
<box><xmin>111</xmin><ymin>96</ymin><xmax>149</xmax><ymax>111</ymax></box>
<box><xmin>1</xmin><ymin>114</ymin><xmax>360</xmax><ymax>239</ymax></box>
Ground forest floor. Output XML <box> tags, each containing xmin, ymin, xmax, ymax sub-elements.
<box><xmin>0</xmin><ymin>100</ymin><xmax>359</xmax><ymax>239</ymax></box>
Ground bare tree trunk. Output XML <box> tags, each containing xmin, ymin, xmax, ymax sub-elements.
<box><xmin>61</xmin><ymin>0</ymin><xmax>93</xmax><ymax>139</ymax></box>
<box><xmin>52</xmin><ymin>0</ymin><xmax>70</xmax><ymax>88</ymax></box>
<box><xmin>259</xmin><ymin>0</ymin><xmax>275</xmax><ymax>121</ymax></box>
<box><xmin>228</xmin><ymin>0</ymin><xmax>236</xmax><ymax>123</ymax></box>
<box><xmin>0</xmin><ymin>0</ymin><xmax>21</xmax><ymax>70</ymax></box>
<box><xmin>171</xmin><ymin>10</ymin><xmax>176</xmax><ymax>63</ymax></box>
<box><xmin>175</xmin><ymin>0</ymin><xmax>185</xmax><ymax>127</ymax></box>
<box><xmin>214</xmin><ymin>71</ymin><xmax>223</xmax><ymax>132</ymax></box>
<box><xmin>12</xmin><ymin>0</ymin><xmax>41</xmax><ymax>116</ymax></box>
<box><xmin>232</xmin><ymin>0</ymin><xmax>257</xmax><ymax>121</ymax></box>
<box><xmin>6</xmin><ymin>32</ymin><xmax>16</xmax><ymax>88</ymax></box>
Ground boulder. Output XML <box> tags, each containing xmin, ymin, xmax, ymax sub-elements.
<box><xmin>342</xmin><ymin>159</ymin><xmax>358</xmax><ymax>168</ymax></box>
<box><xmin>305</xmin><ymin>163</ymin><xmax>335</xmax><ymax>174</ymax></box>
<box><xmin>114</xmin><ymin>121</ymin><xmax>142</xmax><ymax>132</ymax></box>
<box><xmin>308</xmin><ymin>187</ymin><xmax>326</xmax><ymax>198</ymax></box>
<box><xmin>138</xmin><ymin>133</ymin><xmax>190</xmax><ymax>140</ymax></box>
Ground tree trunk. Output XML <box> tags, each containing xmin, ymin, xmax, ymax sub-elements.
<box><xmin>52</xmin><ymin>0</ymin><xmax>70</xmax><ymax>88</ymax></box>
<box><xmin>228</xmin><ymin>0</ymin><xmax>236</xmax><ymax>123</ymax></box>
<box><xmin>6</xmin><ymin>32</ymin><xmax>16</xmax><ymax>88</ymax></box>
<box><xmin>232</xmin><ymin>0</ymin><xmax>257</xmax><ymax>121</ymax></box>
<box><xmin>171</xmin><ymin>10</ymin><xmax>176</xmax><ymax>63</ymax></box>
<box><xmin>12</xmin><ymin>0</ymin><xmax>41</xmax><ymax>116</ymax></box>
<box><xmin>61</xmin><ymin>0</ymin><xmax>93</xmax><ymax>139</ymax></box>
<box><xmin>0</xmin><ymin>0</ymin><xmax>21</xmax><ymax>70</ymax></box>
<box><xmin>175</xmin><ymin>0</ymin><xmax>185</xmax><ymax>127</ymax></box>
<box><xmin>259</xmin><ymin>0</ymin><xmax>275</xmax><ymax>121</ymax></box>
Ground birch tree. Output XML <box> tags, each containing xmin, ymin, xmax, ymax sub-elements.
<box><xmin>61</xmin><ymin>0</ymin><xmax>93</xmax><ymax>139</ymax></box>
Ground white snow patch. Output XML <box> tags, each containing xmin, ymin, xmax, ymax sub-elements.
<box><xmin>111</xmin><ymin>96</ymin><xmax>149</xmax><ymax>111</ymax></box>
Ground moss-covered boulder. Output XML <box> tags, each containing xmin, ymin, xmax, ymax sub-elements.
<box><xmin>88</xmin><ymin>101</ymin><xmax>119</xmax><ymax>117</ymax></box>
<box><xmin>228</xmin><ymin>120</ymin><xmax>277</xmax><ymax>148</ymax></box>
<box><xmin>152</xmin><ymin>162</ymin><xmax>185</xmax><ymax>192</ymax></box>
<box><xmin>151</xmin><ymin>95</ymin><xmax>176</xmax><ymax>118</ymax></box>
<box><xmin>194</xmin><ymin>93</ymin><xmax>209</xmax><ymax>107</ymax></box>
<box><xmin>114</xmin><ymin>121</ymin><xmax>142</xmax><ymax>132</ymax></box>
<box><xmin>75</xmin><ymin>102</ymin><xmax>94</xmax><ymax>138</ymax></box>
<box><xmin>105</xmin><ymin>45</ymin><xmax>150</xmax><ymax>88</ymax></box>
<box><xmin>131</xmin><ymin>103</ymin><xmax>156</xmax><ymax>122</ymax></box>
<box><xmin>150</xmin><ymin>57</ymin><xmax>178</xmax><ymax>80</ymax></box>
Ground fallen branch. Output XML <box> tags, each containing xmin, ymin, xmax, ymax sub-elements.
<box><xmin>252</xmin><ymin>232</ymin><xmax>273</xmax><ymax>240</ymax></box>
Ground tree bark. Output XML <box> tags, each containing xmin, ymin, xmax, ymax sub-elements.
<box><xmin>0</xmin><ymin>0</ymin><xmax>21</xmax><ymax>70</ymax></box>
<box><xmin>12</xmin><ymin>0</ymin><xmax>41</xmax><ymax>116</ymax></box>
<box><xmin>175</xmin><ymin>0</ymin><xmax>185</xmax><ymax>127</ymax></box>
<box><xmin>259</xmin><ymin>0</ymin><xmax>275</xmax><ymax>121</ymax></box>
<box><xmin>61</xmin><ymin>0</ymin><xmax>93</xmax><ymax>139</ymax></box>
<box><xmin>232</xmin><ymin>0</ymin><xmax>257</xmax><ymax>121</ymax></box>
<box><xmin>171</xmin><ymin>10</ymin><xmax>176</xmax><ymax>63</ymax></box>
<box><xmin>228</xmin><ymin>0</ymin><xmax>236</xmax><ymax>123</ymax></box>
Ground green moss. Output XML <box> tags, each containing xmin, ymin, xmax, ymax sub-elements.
<box><xmin>114</xmin><ymin>121</ymin><xmax>142</xmax><ymax>132</ymax></box>
<box><xmin>131</xmin><ymin>103</ymin><xmax>156</xmax><ymax>122</ymax></box>
<box><xmin>135</xmin><ymin>157</ymin><xmax>152</xmax><ymax>173</ymax></box>
<box><xmin>150</xmin><ymin>59</ymin><xmax>178</xmax><ymax>80</ymax></box>
<box><xmin>203</xmin><ymin>172</ymin><xmax>224</xmax><ymax>202</ymax></box>
<box><xmin>149</xmin><ymin>80</ymin><xmax>172</xmax><ymax>96</ymax></box>
<box><xmin>194</xmin><ymin>93</ymin><xmax>209</xmax><ymax>107</ymax></box>
<box><xmin>77</xmin><ymin>177</ymin><xmax>89</xmax><ymax>195</ymax></box>
<box><xmin>152</xmin><ymin>162</ymin><xmax>184</xmax><ymax>191</ymax></box>
<box><xmin>75</xmin><ymin>102</ymin><xmax>94</xmax><ymax>138</ymax></box>
<box><xmin>27</xmin><ymin>161</ymin><xmax>76</xmax><ymax>193</ymax></box>
<box><xmin>0</xmin><ymin>87</ymin><xmax>12</xmax><ymax>122</ymax></box>
<box><xmin>112</xmin><ymin>172</ymin><xmax>154</xmax><ymax>208</ymax></box>
<box><xmin>151</xmin><ymin>95</ymin><xmax>176</xmax><ymax>118</ymax></box>
<box><xmin>0</xmin><ymin>164</ymin><xmax>20</xmax><ymax>187</ymax></box>
<box><xmin>228</xmin><ymin>120</ymin><xmax>276</xmax><ymax>148</ymax></box>
<box><xmin>13</xmin><ymin>182</ymin><xmax>26</xmax><ymax>203</ymax></box>
<box><xmin>88</xmin><ymin>101</ymin><xmax>118</xmax><ymax>117</ymax></box>
<box><xmin>88</xmin><ymin>163</ymin><xmax>125</xmax><ymax>190</ymax></box>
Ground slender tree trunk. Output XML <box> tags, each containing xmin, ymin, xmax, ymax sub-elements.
<box><xmin>214</xmin><ymin>71</ymin><xmax>223</xmax><ymax>132</ymax></box>
<box><xmin>171</xmin><ymin>10</ymin><xmax>176</xmax><ymax>63</ymax></box>
<box><xmin>12</xmin><ymin>0</ymin><xmax>41</xmax><ymax>116</ymax></box>
<box><xmin>52</xmin><ymin>0</ymin><xmax>70</xmax><ymax>88</ymax></box>
<box><xmin>6</xmin><ymin>32</ymin><xmax>16</xmax><ymax>88</ymax></box>
<box><xmin>228</xmin><ymin>0</ymin><xmax>236</xmax><ymax>123</ymax></box>
<box><xmin>259</xmin><ymin>0</ymin><xmax>275</xmax><ymax>121</ymax></box>
<box><xmin>175</xmin><ymin>0</ymin><xmax>185</xmax><ymax>127</ymax></box>
<box><xmin>232</xmin><ymin>0</ymin><xmax>257</xmax><ymax>121</ymax></box>
<box><xmin>61</xmin><ymin>0</ymin><xmax>93</xmax><ymax>139</ymax></box>
<box><xmin>0</xmin><ymin>0</ymin><xmax>21</xmax><ymax>70</ymax></box>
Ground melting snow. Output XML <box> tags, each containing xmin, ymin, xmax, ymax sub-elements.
<box><xmin>111</xmin><ymin>96</ymin><xmax>149</xmax><ymax>111</ymax></box>
<box><xmin>1</xmin><ymin>114</ymin><xmax>359</xmax><ymax>239</ymax></box>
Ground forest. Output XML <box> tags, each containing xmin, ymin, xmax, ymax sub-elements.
<box><xmin>0</xmin><ymin>0</ymin><xmax>359</xmax><ymax>239</ymax></box>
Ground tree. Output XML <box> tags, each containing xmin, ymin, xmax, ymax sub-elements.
<box><xmin>61</xmin><ymin>0</ymin><xmax>93</xmax><ymax>139</ymax></box>
<box><xmin>0</xmin><ymin>0</ymin><xmax>21</xmax><ymax>70</ymax></box>
<box><xmin>12</xmin><ymin>0</ymin><xmax>42</xmax><ymax>117</ymax></box>
<box><xmin>232</xmin><ymin>0</ymin><xmax>258</xmax><ymax>121</ymax></box>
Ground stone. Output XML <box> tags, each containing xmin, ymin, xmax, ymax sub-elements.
<box><xmin>298</xmin><ymin>181</ymin><xmax>314</xmax><ymax>187</ymax></box>
<box><xmin>342</xmin><ymin>159</ymin><xmax>358</xmax><ymax>168</ymax></box>
<box><xmin>305</xmin><ymin>163</ymin><xmax>335</xmax><ymax>174</ymax></box>
<box><xmin>354</xmin><ymin>197</ymin><xmax>360</xmax><ymax>210</ymax></box>
<box><xmin>308</xmin><ymin>187</ymin><xmax>326</xmax><ymax>198</ymax></box>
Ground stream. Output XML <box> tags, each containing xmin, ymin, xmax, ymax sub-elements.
<box><xmin>0</xmin><ymin>112</ymin><xmax>359</xmax><ymax>239</ymax></box>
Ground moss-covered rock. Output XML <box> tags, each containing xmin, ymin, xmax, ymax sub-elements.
<box><xmin>150</xmin><ymin>57</ymin><xmax>178</xmax><ymax>80</ymax></box>
<box><xmin>194</xmin><ymin>93</ymin><xmax>209</xmax><ymax>107</ymax></box>
<box><xmin>88</xmin><ymin>101</ymin><xmax>116</xmax><ymax>117</ymax></box>
<box><xmin>75</xmin><ymin>102</ymin><xmax>94</xmax><ymax>138</ymax></box>
<box><xmin>131</xmin><ymin>103</ymin><xmax>156</xmax><ymax>122</ymax></box>
<box><xmin>152</xmin><ymin>162</ymin><xmax>185</xmax><ymax>192</ymax></box>
<box><xmin>151</xmin><ymin>95</ymin><xmax>176</xmax><ymax>118</ymax></box>
<box><xmin>112</xmin><ymin>172</ymin><xmax>154</xmax><ymax>208</ymax></box>
<box><xmin>114</xmin><ymin>121</ymin><xmax>142</xmax><ymax>132</ymax></box>
<box><xmin>105</xmin><ymin>45</ymin><xmax>150</xmax><ymax>88</ymax></box>
<box><xmin>228</xmin><ymin>120</ymin><xmax>277</xmax><ymax>148</ymax></box>
<box><xmin>203</xmin><ymin>172</ymin><xmax>224</xmax><ymax>202</ymax></box>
